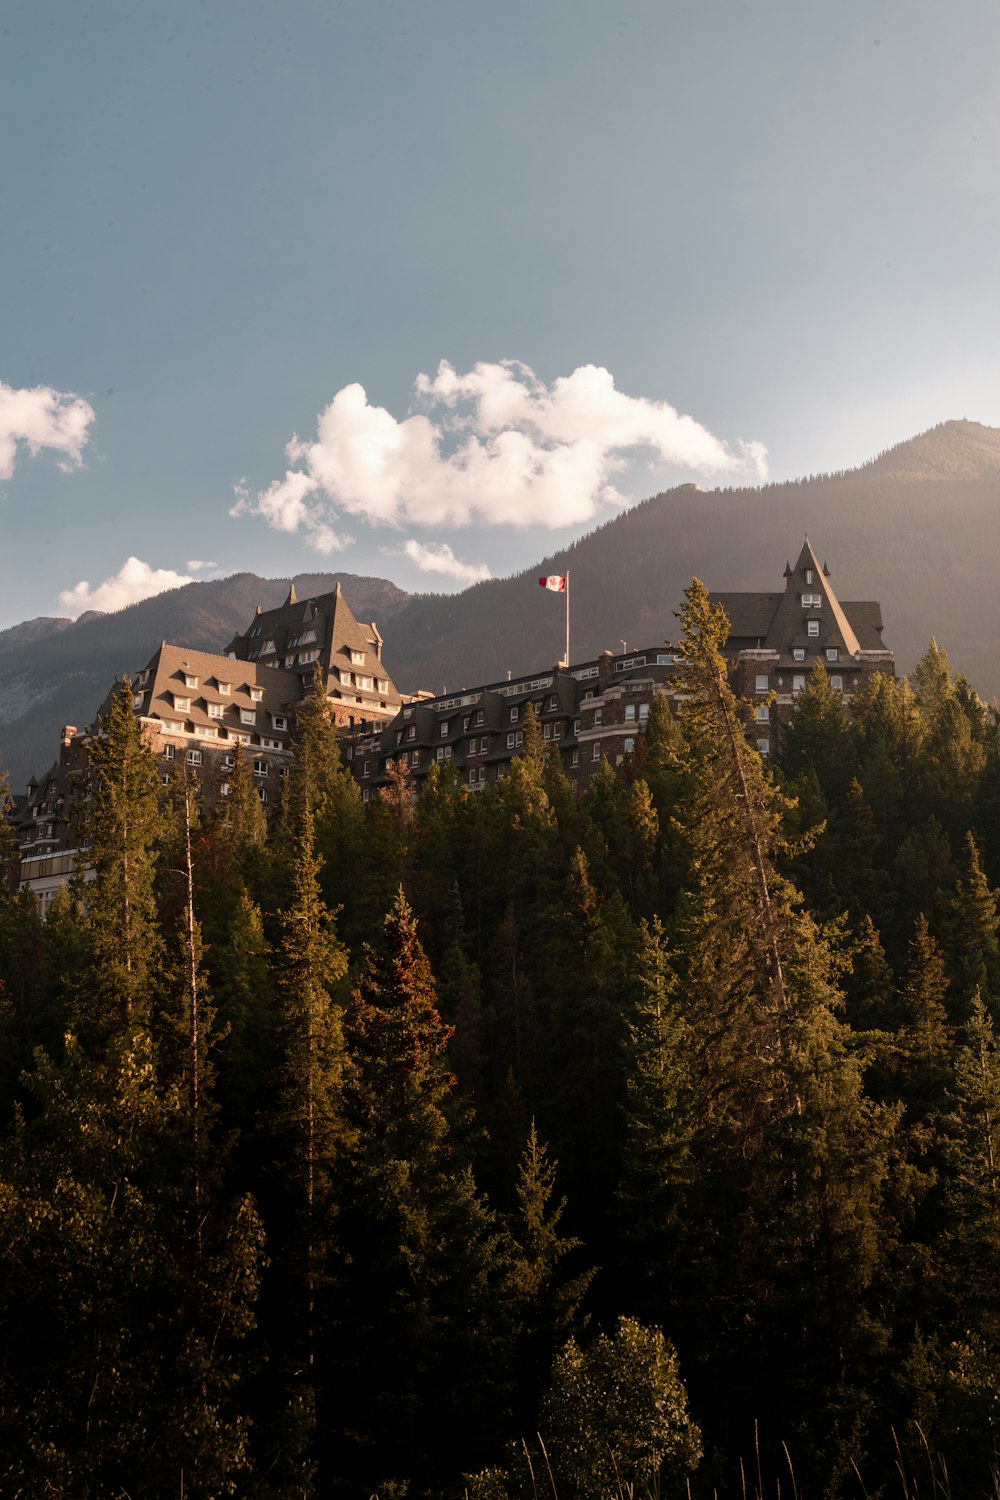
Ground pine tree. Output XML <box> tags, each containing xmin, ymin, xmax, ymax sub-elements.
<box><xmin>332</xmin><ymin>889</ymin><xmax>500</xmax><ymax>1488</ymax></box>
<box><xmin>77</xmin><ymin>677</ymin><xmax>164</xmax><ymax>1046</ymax></box>
<box><xmin>616</xmin><ymin>916</ymin><xmax>696</xmax><ymax>1320</ymax></box>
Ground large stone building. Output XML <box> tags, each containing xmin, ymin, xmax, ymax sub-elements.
<box><xmin>710</xmin><ymin>536</ymin><xmax>894</xmax><ymax>757</ymax></box>
<box><xmin>8</xmin><ymin>541</ymin><xmax>894</xmax><ymax>906</ymax></box>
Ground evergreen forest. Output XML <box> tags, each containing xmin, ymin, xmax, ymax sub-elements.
<box><xmin>4</xmin><ymin>582</ymin><xmax>1000</xmax><ymax>1497</ymax></box>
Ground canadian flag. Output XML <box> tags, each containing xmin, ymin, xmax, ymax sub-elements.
<box><xmin>539</xmin><ymin>575</ymin><xmax>566</xmax><ymax>592</ymax></box>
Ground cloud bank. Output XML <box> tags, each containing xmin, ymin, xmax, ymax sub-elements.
<box><xmin>398</xmin><ymin>539</ymin><xmax>492</xmax><ymax>584</ymax></box>
<box><xmin>234</xmin><ymin>360</ymin><xmax>768</xmax><ymax>550</ymax></box>
<box><xmin>0</xmin><ymin>380</ymin><xmax>96</xmax><ymax>480</ymax></box>
<box><xmin>59</xmin><ymin>557</ymin><xmax>195</xmax><ymax>616</ymax></box>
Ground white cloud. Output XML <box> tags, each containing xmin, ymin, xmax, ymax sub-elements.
<box><xmin>398</xmin><ymin>539</ymin><xmax>493</xmax><ymax>584</ymax></box>
<box><xmin>59</xmin><ymin>556</ymin><xmax>195</xmax><ymax>616</ymax></box>
<box><xmin>235</xmin><ymin>360</ymin><xmax>769</xmax><ymax>548</ymax></box>
<box><xmin>0</xmin><ymin>380</ymin><xmax>96</xmax><ymax>480</ymax></box>
<box><xmin>186</xmin><ymin>558</ymin><xmax>218</xmax><ymax>572</ymax></box>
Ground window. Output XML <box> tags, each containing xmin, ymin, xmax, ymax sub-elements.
<box><xmin>208</xmin><ymin>702</ymin><xmax>223</xmax><ymax>718</ymax></box>
<box><xmin>440</xmin><ymin>722</ymin><xmax>449</xmax><ymax>737</ymax></box>
<box><xmin>571</xmin><ymin>748</ymin><xmax>579</xmax><ymax>767</ymax></box>
<box><xmin>184</xmin><ymin>674</ymin><xmax>198</xmax><ymax>689</ymax></box>
<box><xmin>805</xmin><ymin>568</ymin><xmax>813</xmax><ymax>584</ymax></box>
<box><xmin>363</xmin><ymin>760</ymin><xmax>370</xmax><ymax>777</ymax></box>
<box><xmin>807</xmin><ymin>620</ymin><xmax>820</xmax><ymax>637</ymax></box>
<box><xmin>240</xmin><ymin>709</ymin><xmax>256</xmax><ymax>725</ymax></box>
<box><xmin>755</xmin><ymin>674</ymin><xmax>769</xmax><ymax>693</ymax></box>
<box><xmin>792</xmin><ymin>648</ymin><xmax>805</xmax><ymax>662</ymax></box>
<box><xmin>220</xmin><ymin>782</ymin><xmax>230</xmax><ymax>798</ymax></box>
<box><xmin>357</xmin><ymin>676</ymin><xmax>374</xmax><ymax>690</ymax></box>
<box><xmin>406</xmin><ymin>724</ymin><xmax>416</xmax><ymax>741</ymax></box>
<box><xmin>230</xmin><ymin>731</ymin><xmax>251</xmax><ymax>745</ymax></box>
<box><xmin>260</xmin><ymin>640</ymin><xmax>275</xmax><ymax>655</ymax></box>
<box><xmin>802</xmin><ymin>593</ymin><xmax>822</xmax><ymax>608</ymax></box>
<box><xmin>624</xmin><ymin>737</ymin><xmax>635</xmax><ymax>755</ymax></box>
<box><xmin>462</xmin><ymin>715</ymin><xmax>471</xmax><ymax>731</ymax></box>
<box><xmin>302</xmin><ymin>629</ymin><xmax>317</xmax><ymax>645</ymax></box>
<box><xmin>161</xmin><ymin>773</ymin><xmax>171</xmax><ymax>786</ymax></box>
<box><xmin>542</xmin><ymin>723</ymin><xmax>552</xmax><ymax>740</ymax></box>
<box><xmin>193</xmin><ymin>724</ymin><xmax>216</xmax><ymax>738</ymax></box>
<box><xmin>273</xmin><ymin>716</ymin><xmax>286</xmax><ymax>731</ymax></box>
<box><xmin>186</xmin><ymin>749</ymin><xmax>202</xmax><ymax>766</ymax></box>
<box><xmin>132</xmin><ymin>692</ymin><xmax>144</xmax><ymax>710</ymax></box>
<box><xmin>163</xmin><ymin>744</ymin><xmax>175</xmax><ymax>760</ymax></box>
<box><xmin>253</xmin><ymin>759</ymin><xmax>268</xmax><ymax>776</ymax></box>
<box><xmin>656</xmin><ymin>653</ymin><xmax>675</xmax><ymax>665</ymax></box>
<box><xmin>250</xmin><ymin>687</ymin><xmax>263</xmax><ymax>702</ymax></box>
<box><xmin>476</xmin><ymin>710</ymin><xmax>484</xmax><ymax>725</ymax></box>
<box><xmin>299</xmin><ymin>649</ymin><xmax>319</xmax><ymax>665</ymax></box>
<box><xmin>378</xmin><ymin>679</ymin><xmax>390</xmax><ymax>694</ymax></box>
<box><xmin>574</xmin><ymin>719</ymin><xmax>581</xmax><ymax>734</ymax></box>
<box><xmin>755</xmin><ymin>705</ymin><xmax>769</xmax><ymax>722</ymax></box>
<box><xmin>757</xmin><ymin>738</ymin><xmax>770</xmax><ymax>756</ymax></box>
<box><xmin>594</xmin><ymin>708</ymin><xmax>603</xmax><ymax>727</ymax></box>
<box><xmin>510</xmin><ymin>706</ymin><xmax>519</xmax><ymax>723</ymax></box>
<box><xmin>793</xmin><ymin>674</ymin><xmax>806</xmax><ymax>693</ymax></box>
<box><xmin>222</xmin><ymin>755</ymin><xmax>235</xmax><ymax>769</ymax></box>
<box><xmin>592</xmin><ymin>743</ymin><xmax>601</xmax><ymax>760</ymax></box>
<box><xmin>831</xmin><ymin>675</ymin><xmax>844</xmax><ymax>691</ymax></box>
<box><xmin>826</xmin><ymin>648</ymin><xmax>838</xmax><ymax>662</ymax></box>
<box><xmin>625</xmin><ymin>704</ymin><xmax>637</xmax><ymax>722</ymax></box>
<box><xmin>553</xmin><ymin>722</ymin><xmax>562</xmax><ymax>738</ymax></box>
<box><xmin>173</xmin><ymin>695</ymin><xmax>190</xmax><ymax>712</ymax></box>
<box><xmin>639</xmin><ymin>702</ymin><xmax>650</xmax><ymax>722</ymax></box>
<box><xmin>258</xmin><ymin>787</ymin><xmax>268</xmax><ymax>805</ymax></box>
<box><xmin>350</xmin><ymin>648</ymin><xmax>365</xmax><ymax>664</ymax></box>
<box><xmin>218</xmin><ymin>681</ymin><xmax>231</xmax><ymax>695</ymax></box>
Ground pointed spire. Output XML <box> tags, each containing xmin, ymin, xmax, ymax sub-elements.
<box><xmin>823</xmin><ymin>560</ymin><xmax>831</xmax><ymax>578</ymax></box>
<box><xmin>255</xmin><ymin>604</ymin><xmax>261</xmax><ymax>616</ymax></box>
<box><xmin>284</xmin><ymin>581</ymin><xmax>298</xmax><ymax>607</ymax></box>
<box><xmin>783</xmin><ymin>561</ymin><xmax>792</xmax><ymax>579</ymax></box>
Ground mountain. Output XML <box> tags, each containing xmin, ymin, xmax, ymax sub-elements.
<box><xmin>3</xmin><ymin>419</ymin><xmax>999</xmax><ymax>793</ymax></box>
<box><xmin>380</xmin><ymin>419</ymin><xmax>1000</xmax><ymax>699</ymax></box>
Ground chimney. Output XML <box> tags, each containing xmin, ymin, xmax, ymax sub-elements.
<box><xmin>597</xmin><ymin>649</ymin><xmax>615</xmax><ymax>691</ymax></box>
<box><xmin>61</xmin><ymin>725</ymin><xmax>77</xmax><ymax>747</ymax></box>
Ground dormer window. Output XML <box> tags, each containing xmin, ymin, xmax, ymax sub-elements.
<box><xmin>218</xmin><ymin>681</ymin><xmax>231</xmax><ymax>695</ymax></box>
<box><xmin>302</xmin><ymin>629</ymin><xmax>317</xmax><ymax>645</ymax></box>
<box><xmin>826</xmin><ymin>648</ymin><xmax>839</xmax><ymax>662</ymax></box>
<box><xmin>351</xmin><ymin>649</ymin><xmax>365</xmax><ymax>665</ymax></box>
<box><xmin>261</xmin><ymin>640</ymin><xmax>275</xmax><ymax>656</ymax></box>
<box><xmin>273</xmin><ymin>716</ymin><xmax>287</xmax><ymax>731</ymax></box>
<box><xmin>807</xmin><ymin>620</ymin><xmax>820</xmax><ymax>637</ymax></box>
<box><xmin>802</xmin><ymin>593</ymin><xmax>822</xmax><ymax>608</ymax></box>
<box><xmin>792</xmin><ymin>648</ymin><xmax>805</xmax><ymax>662</ymax></box>
<box><xmin>250</xmin><ymin>687</ymin><xmax>263</xmax><ymax>702</ymax></box>
<box><xmin>184</xmin><ymin>674</ymin><xmax>199</xmax><ymax>689</ymax></box>
<box><xmin>173</xmin><ymin>695</ymin><xmax>190</xmax><ymax>712</ymax></box>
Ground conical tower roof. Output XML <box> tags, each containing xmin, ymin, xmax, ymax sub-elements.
<box><xmin>760</xmin><ymin>537</ymin><xmax>861</xmax><ymax>659</ymax></box>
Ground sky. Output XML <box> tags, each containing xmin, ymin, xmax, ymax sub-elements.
<box><xmin>2</xmin><ymin>0</ymin><xmax>998</xmax><ymax>628</ymax></box>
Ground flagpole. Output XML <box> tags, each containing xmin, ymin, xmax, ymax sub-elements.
<box><xmin>565</xmin><ymin>570</ymin><xmax>570</xmax><ymax>667</ymax></box>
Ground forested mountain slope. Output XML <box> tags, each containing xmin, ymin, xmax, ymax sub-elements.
<box><xmin>383</xmin><ymin>419</ymin><xmax>1000</xmax><ymax>698</ymax></box>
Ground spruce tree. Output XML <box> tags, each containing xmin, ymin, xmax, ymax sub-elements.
<box><xmin>332</xmin><ymin>889</ymin><xmax>500</xmax><ymax>1489</ymax></box>
<box><xmin>77</xmin><ymin>677</ymin><xmax>164</xmax><ymax>1046</ymax></box>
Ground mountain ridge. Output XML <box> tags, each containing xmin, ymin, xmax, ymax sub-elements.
<box><xmin>3</xmin><ymin>418</ymin><xmax>999</xmax><ymax>791</ymax></box>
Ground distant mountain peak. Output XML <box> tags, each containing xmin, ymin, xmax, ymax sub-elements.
<box><xmin>862</xmin><ymin>419</ymin><xmax>1000</xmax><ymax>481</ymax></box>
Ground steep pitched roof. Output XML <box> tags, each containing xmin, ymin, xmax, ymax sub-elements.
<box><xmin>760</xmin><ymin>538</ymin><xmax>861</xmax><ymax>658</ymax></box>
<box><xmin>709</xmin><ymin>540</ymin><xmax>886</xmax><ymax>661</ymax></box>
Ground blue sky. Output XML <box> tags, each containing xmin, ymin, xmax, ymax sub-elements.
<box><xmin>2</xmin><ymin>0</ymin><xmax>998</xmax><ymax>626</ymax></box>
